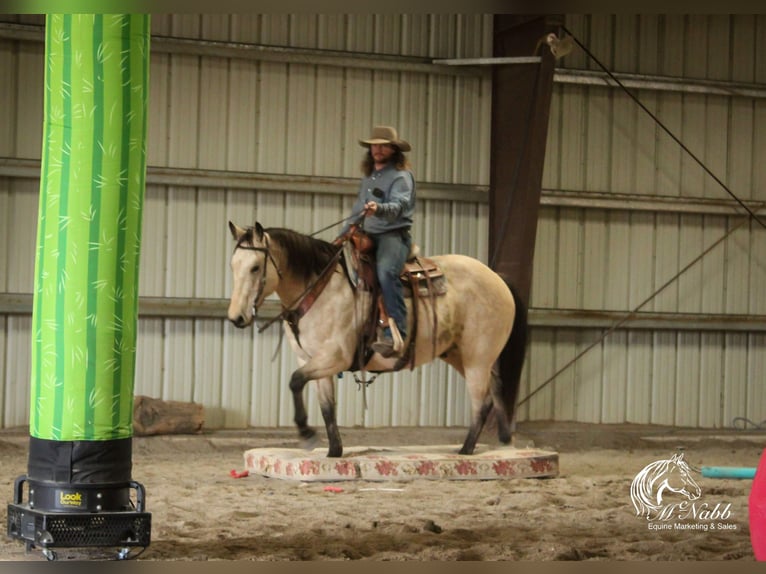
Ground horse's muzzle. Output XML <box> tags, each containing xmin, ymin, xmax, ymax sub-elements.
<box><xmin>229</xmin><ymin>314</ymin><xmax>250</xmax><ymax>329</ymax></box>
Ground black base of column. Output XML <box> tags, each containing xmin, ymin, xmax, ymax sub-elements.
<box><xmin>7</xmin><ymin>437</ymin><xmax>151</xmax><ymax>560</ymax></box>
<box><xmin>7</xmin><ymin>476</ymin><xmax>151</xmax><ymax>560</ymax></box>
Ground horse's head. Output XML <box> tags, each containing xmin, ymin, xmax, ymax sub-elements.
<box><xmin>227</xmin><ymin>221</ymin><xmax>282</xmax><ymax>328</ymax></box>
<box><xmin>631</xmin><ymin>453</ymin><xmax>702</xmax><ymax>517</ymax></box>
<box><xmin>660</xmin><ymin>453</ymin><xmax>702</xmax><ymax>501</ymax></box>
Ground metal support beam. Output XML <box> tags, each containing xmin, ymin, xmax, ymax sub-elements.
<box><xmin>4</xmin><ymin>156</ymin><xmax>763</xmax><ymax>216</ymax></box>
<box><xmin>489</xmin><ymin>15</ymin><xmax>562</xmax><ymax>306</ymax></box>
<box><xmin>4</xmin><ymin>293</ymin><xmax>766</xmax><ymax>332</ymax></box>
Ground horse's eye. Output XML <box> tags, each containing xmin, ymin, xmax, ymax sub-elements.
<box><xmin>250</xmin><ymin>265</ymin><xmax>260</xmax><ymax>274</ymax></box>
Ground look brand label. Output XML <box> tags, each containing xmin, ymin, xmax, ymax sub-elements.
<box><xmin>57</xmin><ymin>491</ymin><xmax>84</xmax><ymax>508</ymax></box>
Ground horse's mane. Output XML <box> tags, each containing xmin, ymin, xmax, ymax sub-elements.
<box><xmin>265</xmin><ymin>227</ymin><xmax>340</xmax><ymax>282</ymax></box>
<box><xmin>631</xmin><ymin>459</ymin><xmax>669</xmax><ymax>515</ymax></box>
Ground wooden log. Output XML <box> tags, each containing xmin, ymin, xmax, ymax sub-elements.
<box><xmin>133</xmin><ymin>395</ymin><xmax>205</xmax><ymax>436</ymax></box>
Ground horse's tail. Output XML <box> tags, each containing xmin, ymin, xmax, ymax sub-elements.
<box><xmin>496</xmin><ymin>281</ymin><xmax>529</xmax><ymax>425</ymax></box>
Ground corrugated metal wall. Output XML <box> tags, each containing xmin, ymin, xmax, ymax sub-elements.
<box><xmin>523</xmin><ymin>15</ymin><xmax>766</xmax><ymax>428</ymax></box>
<box><xmin>1</xmin><ymin>14</ymin><xmax>764</xmax><ymax>431</ymax></box>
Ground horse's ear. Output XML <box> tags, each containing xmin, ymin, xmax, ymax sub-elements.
<box><xmin>229</xmin><ymin>221</ymin><xmax>248</xmax><ymax>241</ymax></box>
<box><xmin>254</xmin><ymin>221</ymin><xmax>265</xmax><ymax>240</ymax></box>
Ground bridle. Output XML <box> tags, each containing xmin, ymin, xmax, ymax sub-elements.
<box><xmin>234</xmin><ymin>231</ymin><xmax>344</xmax><ymax>337</ymax></box>
<box><xmin>234</xmin><ymin>234</ymin><xmax>283</xmax><ymax>325</ymax></box>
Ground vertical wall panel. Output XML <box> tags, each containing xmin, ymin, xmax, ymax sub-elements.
<box><xmin>674</xmin><ymin>332</ymin><xmax>701</xmax><ymax>427</ymax></box>
<box><xmin>530</xmin><ymin>209</ymin><xmax>557</xmax><ymax>308</ymax></box>
<box><xmin>558</xmin><ymin>85</ymin><xmax>586</xmax><ymax>191</ymax></box>
<box><xmin>723</xmin><ymin>333</ymin><xmax>748</xmax><ymax>426</ymax></box>
<box><xmin>552</xmin><ymin>331</ymin><xmax>577</xmax><ymax>422</ymax></box>
<box><xmin>135</xmin><ymin>319</ymin><xmax>164</xmax><ymax>399</ymax></box>
<box><xmin>198</xmin><ymin>58</ymin><xmax>229</xmax><ymax>170</ymax></box>
<box><xmin>526</xmin><ymin>331</ymin><xmax>554</xmax><ymax>420</ymax></box>
<box><xmin>314</xmin><ymin>68</ymin><xmax>345</xmax><ymax>178</ymax></box>
<box><xmin>625</xmin><ymin>331</ymin><xmax>652</xmax><ymax>423</ymax></box>
<box><xmin>0</xmin><ymin>180</ymin><xmax>8</xmax><ymax>294</ymax></box>
<box><xmin>747</xmin><ymin>334</ymin><xmax>766</xmax><ymax>425</ymax></box>
<box><xmin>168</xmin><ymin>55</ymin><xmax>200</xmax><ymax>169</ymax></box>
<box><xmin>257</xmin><ymin>63</ymin><xmax>289</xmax><ymax>174</ymax></box>
<box><xmin>147</xmin><ymin>54</ymin><xmax>169</xmax><ymax>167</ymax></box>
<box><xmin>226</xmin><ymin>60</ymin><xmax>258</xmax><ymax>172</ymax></box>
<box><xmin>6</xmin><ymin>180</ymin><xmax>37</xmax><ymax>292</ymax></box>
<box><xmin>602</xmin><ymin>332</ymin><xmax>628</xmax><ymax>423</ymax></box>
<box><xmin>610</xmin><ymin>94</ymin><xmax>636</xmax><ymax>195</ymax></box>
<box><xmin>605</xmin><ymin>212</ymin><xmax>630</xmax><ymax>310</ymax></box>
<box><xmin>286</xmin><ymin>65</ymin><xmax>317</xmax><ymax>176</ymax></box>
<box><xmin>728</xmin><ymin>99</ymin><xmax>754</xmax><ymax>200</ymax></box>
<box><xmin>749</xmin><ymin>224</ymin><xmax>766</xmax><ymax>315</ymax></box>
<box><xmin>699</xmin><ymin>332</ymin><xmax>723</xmax><ymax>427</ymax></box>
<box><xmin>0</xmin><ymin>317</ymin><xmax>5</xmax><ymax>427</ymax></box>
<box><xmin>702</xmin><ymin>97</ymin><xmax>728</xmax><ymax>199</ymax></box>
<box><xmin>654</xmin><ymin>94</ymin><xmax>683</xmax><ymax>196</ymax></box>
<box><xmin>0</xmin><ymin>42</ymin><xmax>16</xmax><ymax>157</ymax></box>
<box><xmin>4</xmin><ymin>317</ymin><xmax>30</xmax><ymax>427</ymax></box>
<box><xmin>700</xmin><ymin>215</ymin><xmax>726</xmax><ymax>314</ymax></box>
<box><xmin>651</xmin><ymin>332</ymin><xmax>677</xmax><ymax>425</ymax></box>
<box><xmin>556</xmin><ymin>207</ymin><xmax>582</xmax><ymax>308</ymax></box>
<box><xmin>724</xmin><ymin>220</ymin><xmax>751</xmax><ymax>315</ymax></box>
<box><xmin>634</xmin><ymin>90</ymin><xmax>658</xmax><ymax>195</ymax></box>
<box><xmin>627</xmin><ymin>212</ymin><xmax>655</xmax><ymax>309</ymax></box>
<box><xmin>581</xmin><ymin>210</ymin><xmax>607</xmax><ymax>309</ymax></box>
<box><xmin>575</xmin><ymin>331</ymin><xmax>603</xmax><ymax>422</ymax></box>
<box><xmin>15</xmin><ymin>43</ymin><xmax>43</xmax><ymax>158</ymax></box>
<box><xmin>677</xmin><ymin>214</ymin><xmax>704</xmax><ymax>313</ymax></box>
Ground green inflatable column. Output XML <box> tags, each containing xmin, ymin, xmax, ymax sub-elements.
<box><xmin>8</xmin><ymin>14</ymin><xmax>152</xmax><ymax>556</ymax></box>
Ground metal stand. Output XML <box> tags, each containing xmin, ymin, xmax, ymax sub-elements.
<box><xmin>7</xmin><ymin>476</ymin><xmax>151</xmax><ymax>561</ymax></box>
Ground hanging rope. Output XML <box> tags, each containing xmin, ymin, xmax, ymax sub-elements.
<box><xmin>516</xmin><ymin>27</ymin><xmax>765</xmax><ymax>408</ymax></box>
<box><xmin>561</xmin><ymin>25</ymin><xmax>766</xmax><ymax>231</ymax></box>
<box><xmin>517</xmin><ymin>215</ymin><xmax>751</xmax><ymax>407</ymax></box>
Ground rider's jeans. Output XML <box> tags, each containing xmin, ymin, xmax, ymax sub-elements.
<box><xmin>373</xmin><ymin>229</ymin><xmax>411</xmax><ymax>340</ymax></box>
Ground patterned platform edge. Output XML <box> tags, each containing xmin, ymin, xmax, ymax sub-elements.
<box><xmin>243</xmin><ymin>445</ymin><xmax>559</xmax><ymax>482</ymax></box>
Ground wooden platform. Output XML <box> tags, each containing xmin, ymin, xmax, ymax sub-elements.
<box><xmin>243</xmin><ymin>444</ymin><xmax>559</xmax><ymax>482</ymax></box>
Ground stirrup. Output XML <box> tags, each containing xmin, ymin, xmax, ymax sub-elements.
<box><xmin>373</xmin><ymin>319</ymin><xmax>405</xmax><ymax>358</ymax></box>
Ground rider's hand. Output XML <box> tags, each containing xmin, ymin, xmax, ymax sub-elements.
<box><xmin>363</xmin><ymin>201</ymin><xmax>378</xmax><ymax>216</ymax></box>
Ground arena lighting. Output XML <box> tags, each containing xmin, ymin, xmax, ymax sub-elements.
<box><xmin>6</xmin><ymin>14</ymin><xmax>151</xmax><ymax>561</ymax></box>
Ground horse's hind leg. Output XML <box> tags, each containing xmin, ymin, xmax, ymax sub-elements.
<box><xmin>316</xmin><ymin>376</ymin><xmax>343</xmax><ymax>457</ymax></box>
<box><xmin>490</xmin><ymin>365</ymin><xmax>512</xmax><ymax>445</ymax></box>
<box><xmin>441</xmin><ymin>354</ymin><xmax>494</xmax><ymax>455</ymax></box>
<box><xmin>459</xmin><ymin>397</ymin><xmax>493</xmax><ymax>455</ymax></box>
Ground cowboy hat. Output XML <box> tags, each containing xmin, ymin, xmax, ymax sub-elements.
<box><xmin>359</xmin><ymin>125</ymin><xmax>411</xmax><ymax>152</ymax></box>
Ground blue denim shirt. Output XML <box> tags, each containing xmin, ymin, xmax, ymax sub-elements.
<box><xmin>344</xmin><ymin>163</ymin><xmax>416</xmax><ymax>236</ymax></box>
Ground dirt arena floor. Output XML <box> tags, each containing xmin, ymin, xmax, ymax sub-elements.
<box><xmin>0</xmin><ymin>421</ymin><xmax>762</xmax><ymax>561</ymax></box>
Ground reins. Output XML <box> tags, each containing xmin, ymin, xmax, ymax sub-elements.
<box><xmin>234</xmin><ymin>228</ymin><xmax>346</xmax><ymax>337</ymax></box>
<box><xmin>255</xmin><ymin>246</ymin><xmax>344</xmax><ymax>336</ymax></box>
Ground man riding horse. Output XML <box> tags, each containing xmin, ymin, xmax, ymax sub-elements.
<box><xmin>339</xmin><ymin>126</ymin><xmax>416</xmax><ymax>359</ymax></box>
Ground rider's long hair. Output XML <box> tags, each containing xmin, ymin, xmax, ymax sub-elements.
<box><xmin>360</xmin><ymin>146</ymin><xmax>411</xmax><ymax>177</ymax></box>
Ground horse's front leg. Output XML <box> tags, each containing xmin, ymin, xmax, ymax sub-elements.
<box><xmin>317</xmin><ymin>376</ymin><xmax>342</xmax><ymax>457</ymax></box>
<box><xmin>288</xmin><ymin>353</ymin><xmax>346</xmax><ymax>457</ymax></box>
<box><xmin>288</xmin><ymin>369</ymin><xmax>318</xmax><ymax>448</ymax></box>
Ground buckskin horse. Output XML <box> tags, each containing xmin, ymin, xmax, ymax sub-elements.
<box><xmin>227</xmin><ymin>221</ymin><xmax>528</xmax><ymax>458</ymax></box>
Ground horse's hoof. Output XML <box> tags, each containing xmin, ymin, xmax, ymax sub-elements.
<box><xmin>327</xmin><ymin>447</ymin><xmax>343</xmax><ymax>458</ymax></box>
<box><xmin>299</xmin><ymin>433</ymin><xmax>319</xmax><ymax>451</ymax></box>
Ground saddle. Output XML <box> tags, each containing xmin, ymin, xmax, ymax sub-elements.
<box><xmin>341</xmin><ymin>227</ymin><xmax>446</xmax><ymax>371</ymax></box>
